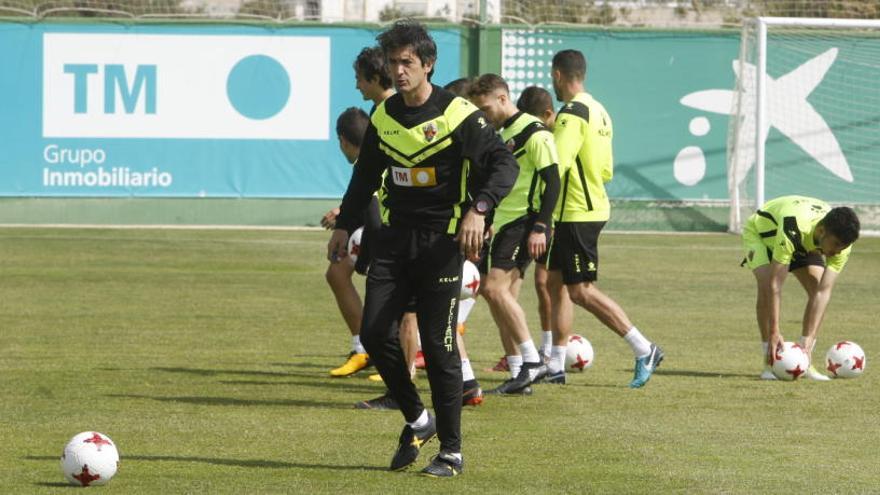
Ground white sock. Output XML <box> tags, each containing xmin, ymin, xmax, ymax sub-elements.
<box><xmin>540</xmin><ymin>331</ymin><xmax>553</xmax><ymax>357</ymax></box>
<box><xmin>408</xmin><ymin>409</ymin><xmax>429</xmax><ymax>429</ymax></box>
<box><xmin>623</xmin><ymin>326</ymin><xmax>652</xmax><ymax>358</ymax></box>
<box><xmin>519</xmin><ymin>339</ymin><xmax>541</xmax><ymax>364</ymax></box>
<box><xmin>762</xmin><ymin>341</ymin><xmax>769</xmax><ymax>355</ymax></box>
<box><xmin>461</xmin><ymin>358</ymin><xmax>475</xmax><ymax>382</ymax></box>
<box><xmin>458</xmin><ymin>298</ymin><xmax>476</xmax><ymax>324</ymax></box>
<box><xmin>444</xmin><ymin>452</ymin><xmax>462</xmax><ymax>461</ymax></box>
<box><xmin>549</xmin><ymin>345</ymin><xmax>566</xmax><ymax>373</ymax></box>
<box><xmin>507</xmin><ymin>355</ymin><xmax>523</xmax><ymax>379</ymax></box>
<box><xmin>352</xmin><ymin>335</ymin><xmax>366</xmax><ymax>354</ymax></box>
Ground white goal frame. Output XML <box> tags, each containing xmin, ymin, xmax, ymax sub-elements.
<box><xmin>730</xmin><ymin>17</ymin><xmax>880</xmax><ymax>233</ymax></box>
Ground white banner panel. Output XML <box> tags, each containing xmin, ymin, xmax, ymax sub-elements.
<box><xmin>43</xmin><ymin>33</ymin><xmax>330</xmax><ymax>139</ymax></box>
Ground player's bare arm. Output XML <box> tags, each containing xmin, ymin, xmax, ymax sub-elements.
<box><xmin>760</xmin><ymin>260</ymin><xmax>789</xmax><ymax>363</ymax></box>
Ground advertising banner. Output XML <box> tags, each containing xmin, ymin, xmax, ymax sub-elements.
<box><xmin>0</xmin><ymin>24</ymin><xmax>463</xmax><ymax>197</ymax></box>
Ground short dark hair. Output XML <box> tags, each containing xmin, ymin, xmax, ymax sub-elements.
<box><xmin>377</xmin><ymin>20</ymin><xmax>437</xmax><ymax>77</ymax></box>
<box><xmin>467</xmin><ymin>73</ymin><xmax>509</xmax><ymax>98</ymax></box>
<box><xmin>336</xmin><ymin>107</ymin><xmax>370</xmax><ymax>148</ymax></box>
<box><xmin>354</xmin><ymin>46</ymin><xmax>392</xmax><ymax>90</ymax></box>
<box><xmin>820</xmin><ymin>206</ymin><xmax>860</xmax><ymax>246</ymax></box>
<box><xmin>552</xmin><ymin>49</ymin><xmax>587</xmax><ymax>81</ymax></box>
<box><xmin>517</xmin><ymin>86</ymin><xmax>554</xmax><ymax>117</ymax></box>
<box><xmin>443</xmin><ymin>78</ymin><xmax>472</xmax><ymax>97</ymax></box>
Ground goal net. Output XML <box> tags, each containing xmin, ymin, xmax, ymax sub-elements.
<box><xmin>728</xmin><ymin>17</ymin><xmax>880</xmax><ymax>234</ymax></box>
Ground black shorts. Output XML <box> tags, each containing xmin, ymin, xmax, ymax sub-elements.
<box><xmin>548</xmin><ymin>221</ymin><xmax>604</xmax><ymax>285</ymax></box>
<box><xmin>742</xmin><ymin>248</ymin><xmax>826</xmax><ymax>272</ymax></box>
<box><xmin>479</xmin><ymin>217</ymin><xmax>533</xmax><ymax>277</ymax></box>
<box><xmin>789</xmin><ymin>251</ymin><xmax>825</xmax><ymax>271</ymax></box>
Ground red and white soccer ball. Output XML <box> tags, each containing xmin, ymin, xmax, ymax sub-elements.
<box><xmin>825</xmin><ymin>341</ymin><xmax>866</xmax><ymax>378</ymax></box>
<box><xmin>346</xmin><ymin>226</ymin><xmax>364</xmax><ymax>265</ymax></box>
<box><xmin>61</xmin><ymin>431</ymin><xmax>119</xmax><ymax>486</ymax></box>
<box><xmin>565</xmin><ymin>334</ymin><xmax>594</xmax><ymax>372</ymax></box>
<box><xmin>771</xmin><ymin>342</ymin><xmax>809</xmax><ymax>381</ymax></box>
<box><xmin>460</xmin><ymin>260</ymin><xmax>480</xmax><ymax>300</ymax></box>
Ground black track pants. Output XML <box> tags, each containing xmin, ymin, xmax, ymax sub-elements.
<box><xmin>360</xmin><ymin>225</ymin><xmax>464</xmax><ymax>453</ymax></box>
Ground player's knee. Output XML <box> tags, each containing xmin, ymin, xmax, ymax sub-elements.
<box><xmin>568</xmin><ymin>283</ymin><xmax>596</xmax><ymax>308</ymax></box>
<box><xmin>480</xmin><ymin>280</ymin><xmax>506</xmax><ymax>303</ymax></box>
<box><xmin>534</xmin><ymin>276</ymin><xmax>548</xmax><ymax>294</ymax></box>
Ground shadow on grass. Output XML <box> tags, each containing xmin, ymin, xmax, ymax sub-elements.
<box><xmin>107</xmin><ymin>393</ymin><xmax>348</xmax><ymax>409</ymax></box>
<box><xmin>127</xmin><ymin>455</ymin><xmax>387</xmax><ymax>471</ymax></box>
<box><xmin>150</xmin><ymin>367</ymin><xmax>295</xmax><ymax>378</ymax></box>
<box><xmin>218</xmin><ymin>379</ymin><xmax>383</xmax><ymax>393</ymax></box>
<box><xmin>270</xmin><ymin>361</ymin><xmax>337</xmax><ymax>370</ymax></box>
<box><xmin>25</xmin><ymin>455</ymin><xmax>385</xmax><ymax>472</ymax></box>
<box><xmin>32</xmin><ymin>482</ymin><xmax>72</xmax><ymax>487</ymax></box>
<box><xmin>653</xmin><ymin>369</ymin><xmax>755</xmax><ymax>379</ymax></box>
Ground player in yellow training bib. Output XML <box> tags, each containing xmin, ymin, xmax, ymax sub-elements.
<box><xmin>545</xmin><ymin>49</ymin><xmax>664</xmax><ymax>389</ymax></box>
<box><xmin>741</xmin><ymin>195</ymin><xmax>860</xmax><ymax>380</ymax></box>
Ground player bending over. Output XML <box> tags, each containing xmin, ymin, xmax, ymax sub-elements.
<box><xmin>741</xmin><ymin>195</ymin><xmax>859</xmax><ymax>380</ymax></box>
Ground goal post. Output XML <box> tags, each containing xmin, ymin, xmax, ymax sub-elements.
<box><xmin>728</xmin><ymin>16</ymin><xmax>880</xmax><ymax>235</ymax></box>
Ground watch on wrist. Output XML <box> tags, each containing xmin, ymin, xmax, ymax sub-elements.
<box><xmin>473</xmin><ymin>199</ymin><xmax>490</xmax><ymax>215</ymax></box>
<box><xmin>532</xmin><ymin>223</ymin><xmax>547</xmax><ymax>234</ymax></box>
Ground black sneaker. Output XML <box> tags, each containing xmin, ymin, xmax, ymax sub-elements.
<box><xmin>389</xmin><ymin>413</ymin><xmax>437</xmax><ymax>471</ymax></box>
<box><xmin>354</xmin><ymin>392</ymin><xmax>399</xmax><ymax>410</ymax></box>
<box><xmin>487</xmin><ymin>378</ymin><xmax>534</xmax><ymax>395</ymax></box>
<box><xmin>420</xmin><ymin>451</ymin><xmax>464</xmax><ymax>478</ymax></box>
<box><xmin>487</xmin><ymin>361</ymin><xmax>546</xmax><ymax>394</ymax></box>
<box><xmin>542</xmin><ymin>370</ymin><xmax>566</xmax><ymax>384</ymax></box>
<box><xmin>462</xmin><ymin>380</ymin><xmax>483</xmax><ymax>406</ymax></box>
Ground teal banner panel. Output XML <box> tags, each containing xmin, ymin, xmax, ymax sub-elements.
<box><xmin>0</xmin><ymin>23</ymin><xmax>462</xmax><ymax>198</ymax></box>
<box><xmin>501</xmin><ymin>29</ymin><xmax>742</xmax><ymax>201</ymax></box>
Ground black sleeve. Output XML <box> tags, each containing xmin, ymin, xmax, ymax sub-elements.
<box><xmin>335</xmin><ymin>124</ymin><xmax>385</xmax><ymax>234</ymax></box>
<box><xmin>536</xmin><ymin>164</ymin><xmax>560</xmax><ymax>227</ymax></box>
<box><xmin>459</xmin><ymin>111</ymin><xmax>519</xmax><ymax>211</ymax></box>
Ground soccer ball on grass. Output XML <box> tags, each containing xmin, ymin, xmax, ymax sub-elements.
<box><xmin>61</xmin><ymin>431</ymin><xmax>119</xmax><ymax>486</ymax></box>
<box><xmin>770</xmin><ymin>342</ymin><xmax>809</xmax><ymax>381</ymax></box>
<box><xmin>825</xmin><ymin>341</ymin><xmax>866</xmax><ymax>378</ymax></box>
<box><xmin>565</xmin><ymin>334</ymin><xmax>594</xmax><ymax>372</ymax></box>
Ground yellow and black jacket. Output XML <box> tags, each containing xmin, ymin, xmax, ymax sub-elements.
<box><xmin>337</xmin><ymin>85</ymin><xmax>519</xmax><ymax>234</ymax></box>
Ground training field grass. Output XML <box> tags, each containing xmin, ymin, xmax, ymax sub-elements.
<box><xmin>1</xmin><ymin>228</ymin><xmax>877</xmax><ymax>493</ymax></box>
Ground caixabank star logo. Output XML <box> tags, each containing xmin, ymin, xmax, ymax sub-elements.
<box><xmin>42</xmin><ymin>33</ymin><xmax>330</xmax><ymax>140</ymax></box>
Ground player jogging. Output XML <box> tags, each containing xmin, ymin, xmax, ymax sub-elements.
<box><xmin>467</xmin><ymin>74</ymin><xmax>561</xmax><ymax>395</ymax></box>
<box><xmin>518</xmin><ymin>85</ymin><xmax>568</xmax><ymax>365</ymax></box>
<box><xmin>546</xmin><ymin>49</ymin><xmax>664</xmax><ymax>388</ymax></box>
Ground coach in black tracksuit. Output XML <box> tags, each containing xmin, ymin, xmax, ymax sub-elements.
<box><xmin>328</xmin><ymin>21</ymin><xmax>518</xmax><ymax>476</ymax></box>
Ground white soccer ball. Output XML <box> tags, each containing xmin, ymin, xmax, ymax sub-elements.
<box><xmin>61</xmin><ymin>431</ymin><xmax>119</xmax><ymax>486</ymax></box>
<box><xmin>460</xmin><ymin>260</ymin><xmax>480</xmax><ymax>299</ymax></box>
<box><xmin>565</xmin><ymin>334</ymin><xmax>594</xmax><ymax>372</ymax></box>
<box><xmin>825</xmin><ymin>341</ymin><xmax>866</xmax><ymax>378</ymax></box>
<box><xmin>346</xmin><ymin>226</ymin><xmax>364</xmax><ymax>265</ymax></box>
<box><xmin>771</xmin><ymin>342</ymin><xmax>809</xmax><ymax>381</ymax></box>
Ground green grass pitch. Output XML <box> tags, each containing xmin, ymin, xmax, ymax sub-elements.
<box><xmin>1</xmin><ymin>228</ymin><xmax>877</xmax><ymax>493</ymax></box>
